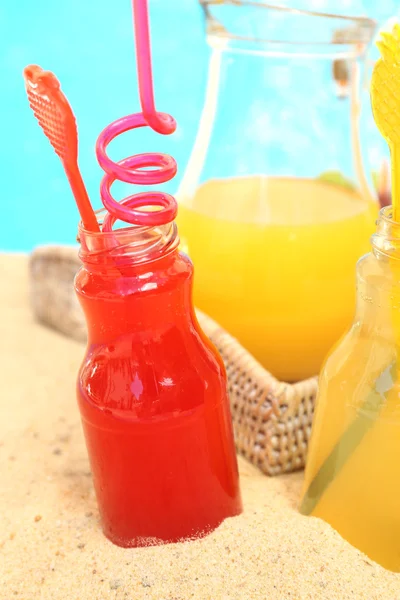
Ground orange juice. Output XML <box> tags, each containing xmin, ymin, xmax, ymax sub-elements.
<box><xmin>177</xmin><ymin>176</ymin><xmax>377</xmax><ymax>381</ymax></box>
<box><xmin>300</xmin><ymin>229</ymin><xmax>400</xmax><ymax>571</ymax></box>
<box><xmin>301</xmin><ymin>333</ymin><xmax>400</xmax><ymax>571</ymax></box>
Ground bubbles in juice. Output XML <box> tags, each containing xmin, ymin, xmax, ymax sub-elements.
<box><xmin>177</xmin><ymin>176</ymin><xmax>377</xmax><ymax>381</ymax></box>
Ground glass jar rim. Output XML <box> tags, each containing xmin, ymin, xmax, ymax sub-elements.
<box><xmin>201</xmin><ymin>0</ymin><xmax>376</xmax><ymax>50</ymax></box>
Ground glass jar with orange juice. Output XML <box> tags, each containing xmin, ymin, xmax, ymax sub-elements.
<box><xmin>177</xmin><ymin>2</ymin><xmax>378</xmax><ymax>381</ymax></box>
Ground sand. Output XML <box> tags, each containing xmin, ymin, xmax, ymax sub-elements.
<box><xmin>2</xmin><ymin>253</ymin><xmax>400</xmax><ymax>600</ymax></box>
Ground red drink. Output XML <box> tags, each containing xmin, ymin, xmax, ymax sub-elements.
<box><xmin>75</xmin><ymin>222</ymin><xmax>242</xmax><ymax>547</ymax></box>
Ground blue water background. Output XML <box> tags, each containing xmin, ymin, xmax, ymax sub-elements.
<box><xmin>1</xmin><ymin>0</ymin><xmax>398</xmax><ymax>250</ymax></box>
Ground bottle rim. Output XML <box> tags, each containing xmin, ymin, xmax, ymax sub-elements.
<box><xmin>372</xmin><ymin>206</ymin><xmax>400</xmax><ymax>261</ymax></box>
<box><xmin>77</xmin><ymin>209</ymin><xmax>179</xmax><ymax>268</ymax></box>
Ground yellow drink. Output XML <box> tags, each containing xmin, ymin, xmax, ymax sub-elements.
<box><xmin>301</xmin><ymin>24</ymin><xmax>400</xmax><ymax>572</ymax></box>
<box><xmin>301</xmin><ymin>244</ymin><xmax>400</xmax><ymax>571</ymax></box>
<box><xmin>177</xmin><ymin>176</ymin><xmax>377</xmax><ymax>381</ymax></box>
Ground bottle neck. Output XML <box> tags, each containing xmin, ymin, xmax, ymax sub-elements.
<box><xmin>371</xmin><ymin>206</ymin><xmax>400</xmax><ymax>264</ymax></box>
<box><xmin>78</xmin><ymin>220</ymin><xmax>179</xmax><ymax>275</ymax></box>
<box><xmin>76</xmin><ymin>220</ymin><xmax>195</xmax><ymax>344</ymax></box>
<box><xmin>354</xmin><ymin>207</ymin><xmax>400</xmax><ymax>338</ymax></box>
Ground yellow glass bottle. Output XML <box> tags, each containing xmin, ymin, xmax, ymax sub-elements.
<box><xmin>301</xmin><ymin>206</ymin><xmax>400</xmax><ymax>572</ymax></box>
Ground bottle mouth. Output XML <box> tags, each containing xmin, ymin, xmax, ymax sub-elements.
<box><xmin>77</xmin><ymin>209</ymin><xmax>179</xmax><ymax>267</ymax></box>
<box><xmin>201</xmin><ymin>0</ymin><xmax>376</xmax><ymax>56</ymax></box>
<box><xmin>377</xmin><ymin>205</ymin><xmax>400</xmax><ymax>228</ymax></box>
<box><xmin>372</xmin><ymin>206</ymin><xmax>400</xmax><ymax>261</ymax></box>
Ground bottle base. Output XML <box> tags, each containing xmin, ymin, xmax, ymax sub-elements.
<box><xmin>102</xmin><ymin>505</ymin><xmax>243</xmax><ymax>548</ymax></box>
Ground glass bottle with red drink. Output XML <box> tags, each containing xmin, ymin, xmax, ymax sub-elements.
<box><xmin>75</xmin><ymin>213</ymin><xmax>242</xmax><ymax>547</ymax></box>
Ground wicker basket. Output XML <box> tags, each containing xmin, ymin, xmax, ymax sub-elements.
<box><xmin>29</xmin><ymin>245</ymin><xmax>87</xmax><ymax>342</ymax></box>
<box><xmin>29</xmin><ymin>245</ymin><xmax>317</xmax><ymax>476</ymax></box>
<box><xmin>196</xmin><ymin>311</ymin><xmax>317</xmax><ymax>475</ymax></box>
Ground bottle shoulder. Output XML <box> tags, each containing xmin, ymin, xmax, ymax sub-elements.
<box><xmin>320</xmin><ymin>321</ymin><xmax>396</xmax><ymax>386</ymax></box>
<box><xmin>77</xmin><ymin>319</ymin><xmax>227</xmax><ymax>416</ymax></box>
<box><xmin>75</xmin><ymin>251</ymin><xmax>193</xmax><ymax>296</ymax></box>
<box><xmin>357</xmin><ymin>250</ymin><xmax>400</xmax><ymax>287</ymax></box>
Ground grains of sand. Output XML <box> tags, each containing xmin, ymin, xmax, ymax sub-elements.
<box><xmin>2</xmin><ymin>254</ymin><xmax>400</xmax><ymax>599</ymax></box>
